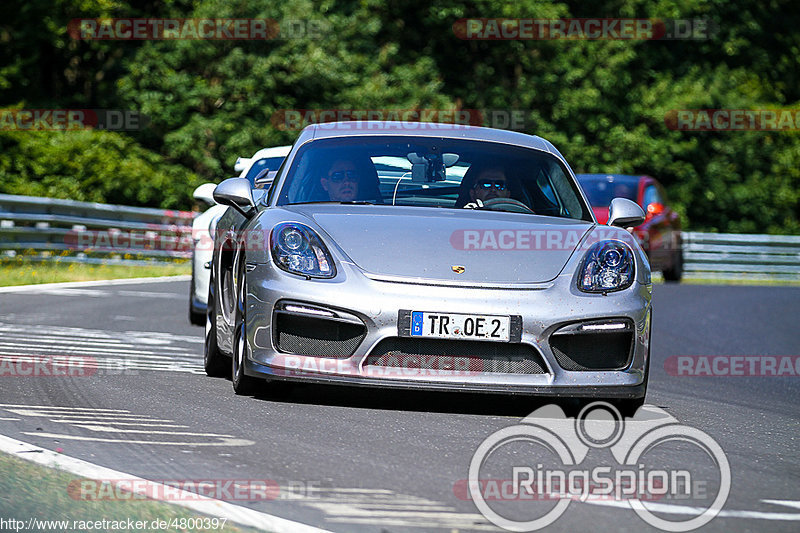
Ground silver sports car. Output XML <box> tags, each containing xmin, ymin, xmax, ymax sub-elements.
<box><xmin>206</xmin><ymin>122</ymin><xmax>651</xmax><ymax>412</ymax></box>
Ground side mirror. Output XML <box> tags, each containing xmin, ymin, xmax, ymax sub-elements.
<box><xmin>213</xmin><ymin>177</ymin><xmax>256</xmax><ymax>218</ymax></box>
<box><xmin>646</xmin><ymin>202</ymin><xmax>665</xmax><ymax>217</ymax></box>
<box><xmin>608</xmin><ymin>197</ymin><xmax>645</xmax><ymax>228</ymax></box>
<box><xmin>192</xmin><ymin>183</ymin><xmax>218</xmax><ymax>205</ymax></box>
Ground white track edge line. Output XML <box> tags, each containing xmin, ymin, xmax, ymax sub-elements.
<box><xmin>0</xmin><ymin>434</ymin><xmax>331</xmax><ymax>533</ymax></box>
<box><xmin>0</xmin><ymin>275</ymin><xmax>190</xmax><ymax>293</ymax></box>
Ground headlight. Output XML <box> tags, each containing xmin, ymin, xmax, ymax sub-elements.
<box><xmin>578</xmin><ymin>240</ymin><xmax>635</xmax><ymax>293</ymax></box>
<box><xmin>270</xmin><ymin>223</ymin><xmax>336</xmax><ymax>278</ymax></box>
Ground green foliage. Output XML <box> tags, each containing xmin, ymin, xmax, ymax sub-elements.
<box><xmin>0</xmin><ymin>130</ymin><xmax>203</xmax><ymax>208</ymax></box>
<box><xmin>0</xmin><ymin>0</ymin><xmax>798</xmax><ymax>232</ymax></box>
<box><xmin>117</xmin><ymin>0</ymin><xmax>454</xmax><ymax>177</ymax></box>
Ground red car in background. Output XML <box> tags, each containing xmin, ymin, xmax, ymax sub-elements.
<box><xmin>576</xmin><ymin>174</ymin><xmax>683</xmax><ymax>281</ymax></box>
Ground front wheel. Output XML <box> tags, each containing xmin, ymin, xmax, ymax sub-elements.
<box><xmin>615</xmin><ymin>340</ymin><xmax>650</xmax><ymax>418</ymax></box>
<box><xmin>232</xmin><ymin>265</ymin><xmax>260</xmax><ymax>395</ymax></box>
<box><xmin>189</xmin><ymin>271</ymin><xmax>205</xmax><ymax>326</ymax></box>
<box><xmin>204</xmin><ymin>312</ymin><xmax>229</xmax><ymax>377</ymax></box>
<box><xmin>613</xmin><ymin>396</ymin><xmax>646</xmax><ymax>418</ymax></box>
<box><xmin>204</xmin><ymin>265</ymin><xmax>230</xmax><ymax>377</ymax></box>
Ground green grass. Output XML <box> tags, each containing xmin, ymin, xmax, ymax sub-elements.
<box><xmin>0</xmin><ymin>260</ymin><xmax>190</xmax><ymax>287</ymax></box>
<box><xmin>0</xmin><ymin>451</ymin><xmax>266</xmax><ymax>532</ymax></box>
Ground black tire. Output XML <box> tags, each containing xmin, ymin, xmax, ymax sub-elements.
<box><xmin>204</xmin><ymin>264</ymin><xmax>230</xmax><ymax>378</ymax></box>
<box><xmin>189</xmin><ymin>270</ymin><xmax>205</xmax><ymax>326</ymax></box>
<box><xmin>663</xmin><ymin>249</ymin><xmax>683</xmax><ymax>282</ymax></box>
<box><xmin>615</xmin><ymin>321</ymin><xmax>651</xmax><ymax>418</ymax></box>
<box><xmin>232</xmin><ymin>262</ymin><xmax>260</xmax><ymax>395</ymax></box>
<box><xmin>614</xmin><ymin>396</ymin><xmax>646</xmax><ymax>418</ymax></box>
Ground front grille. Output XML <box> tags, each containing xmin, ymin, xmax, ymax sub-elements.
<box><xmin>365</xmin><ymin>338</ymin><xmax>547</xmax><ymax>374</ymax></box>
<box><xmin>274</xmin><ymin>313</ymin><xmax>365</xmax><ymax>358</ymax></box>
<box><xmin>550</xmin><ymin>331</ymin><xmax>633</xmax><ymax>371</ymax></box>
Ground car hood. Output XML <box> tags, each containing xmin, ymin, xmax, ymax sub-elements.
<box><xmin>286</xmin><ymin>205</ymin><xmax>594</xmax><ymax>284</ymax></box>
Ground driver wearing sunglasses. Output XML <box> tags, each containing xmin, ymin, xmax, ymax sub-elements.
<box><xmin>321</xmin><ymin>160</ymin><xmax>360</xmax><ymax>202</ymax></box>
<box><xmin>470</xmin><ymin>166</ymin><xmax>511</xmax><ymax>203</ymax></box>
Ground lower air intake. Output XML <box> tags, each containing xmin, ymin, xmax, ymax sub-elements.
<box><xmin>550</xmin><ymin>331</ymin><xmax>633</xmax><ymax>371</ymax></box>
<box><xmin>275</xmin><ymin>313</ymin><xmax>365</xmax><ymax>358</ymax></box>
<box><xmin>365</xmin><ymin>338</ymin><xmax>547</xmax><ymax>374</ymax></box>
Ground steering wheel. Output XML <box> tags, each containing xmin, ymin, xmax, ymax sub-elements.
<box><xmin>481</xmin><ymin>197</ymin><xmax>536</xmax><ymax>214</ymax></box>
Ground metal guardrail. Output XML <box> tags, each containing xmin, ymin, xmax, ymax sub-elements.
<box><xmin>2</xmin><ymin>194</ymin><xmax>799</xmax><ymax>278</ymax></box>
<box><xmin>683</xmin><ymin>231</ymin><xmax>800</xmax><ymax>281</ymax></box>
<box><xmin>0</xmin><ymin>193</ymin><xmax>195</xmax><ymax>265</ymax></box>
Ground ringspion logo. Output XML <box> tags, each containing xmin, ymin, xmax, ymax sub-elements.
<box><xmin>466</xmin><ymin>403</ymin><xmax>730</xmax><ymax>531</ymax></box>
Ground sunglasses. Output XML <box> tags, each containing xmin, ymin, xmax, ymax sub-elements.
<box><xmin>328</xmin><ymin>170</ymin><xmax>358</xmax><ymax>183</ymax></box>
<box><xmin>476</xmin><ymin>179</ymin><xmax>507</xmax><ymax>191</ymax></box>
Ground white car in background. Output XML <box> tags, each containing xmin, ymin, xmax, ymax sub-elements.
<box><xmin>189</xmin><ymin>145</ymin><xmax>291</xmax><ymax>325</ymax></box>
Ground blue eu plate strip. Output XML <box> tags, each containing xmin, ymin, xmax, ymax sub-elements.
<box><xmin>411</xmin><ymin>311</ymin><xmax>423</xmax><ymax>336</ymax></box>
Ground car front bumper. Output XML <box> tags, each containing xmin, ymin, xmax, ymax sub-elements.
<box><xmin>242</xmin><ymin>262</ymin><xmax>651</xmax><ymax>398</ymax></box>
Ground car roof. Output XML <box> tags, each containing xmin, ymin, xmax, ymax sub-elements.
<box><xmin>294</xmin><ymin>121</ymin><xmax>567</xmax><ymax>164</ymax></box>
<box><xmin>235</xmin><ymin>145</ymin><xmax>292</xmax><ymax>175</ymax></box>
<box><xmin>250</xmin><ymin>145</ymin><xmax>292</xmax><ymax>160</ymax></box>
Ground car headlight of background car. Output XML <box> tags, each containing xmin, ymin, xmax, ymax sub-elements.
<box><xmin>578</xmin><ymin>240</ymin><xmax>635</xmax><ymax>293</ymax></box>
<box><xmin>270</xmin><ymin>222</ymin><xmax>336</xmax><ymax>278</ymax></box>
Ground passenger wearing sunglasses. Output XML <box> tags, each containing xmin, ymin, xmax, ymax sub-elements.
<box><xmin>469</xmin><ymin>167</ymin><xmax>511</xmax><ymax>204</ymax></box>
<box><xmin>321</xmin><ymin>160</ymin><xmax>360</xmax><ymax>202</ymax></box>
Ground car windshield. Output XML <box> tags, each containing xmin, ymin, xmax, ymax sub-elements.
<box><xmin>275</xmin><ymin>136</ymin><xmax>591</xmax><ymax>220</ymax></box>
<box><xmin>244</xmin><ymin>156</ymin><xmax>286</xmax><ymax>186</ymax></box>
<box><xmin>577</xmin><ymin>176</ymin><xmax>639</xmax><ymax>208</ymax></box>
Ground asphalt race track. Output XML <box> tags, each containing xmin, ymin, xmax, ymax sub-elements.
<box><xmin>0</xmin><ymin>278</ymin><xmax>798</xmax><ymax>532</ymax></box>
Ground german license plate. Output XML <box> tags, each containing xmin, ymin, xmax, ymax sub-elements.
<box><xmin>410</xmin><ymin>311</ymin><xmax>510</xmax><ymax>342</ymax></box>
